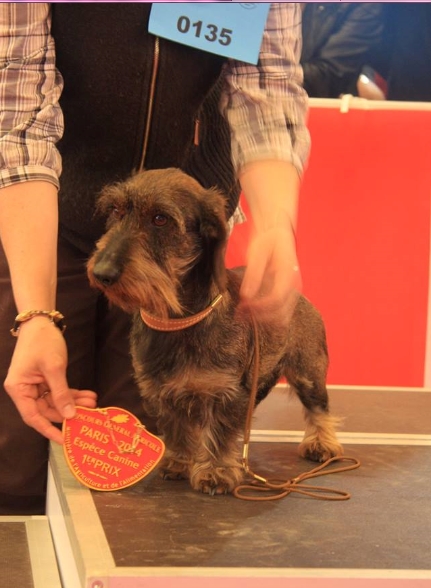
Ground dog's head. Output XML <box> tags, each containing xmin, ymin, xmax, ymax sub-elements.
<box><xmin>87</xmin><ymin>168</ymin><xmax>228</xmax><ymax>316</ymax></box>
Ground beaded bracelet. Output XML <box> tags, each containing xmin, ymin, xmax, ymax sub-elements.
<box><xmin>10</xmin><ymin>310</ymin><xmax>66</xmax><ymax>337</ymax></box>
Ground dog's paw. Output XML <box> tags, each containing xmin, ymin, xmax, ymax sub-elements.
<box><xmin>159</xmin><ymin>455</ymin><xmax>189</xmax><ymax>481</ymax></box>
<box><xmin>199</xmin><ymin>480</ymin><xmax>230</xmax><ymax>496</ymax></box>
<box><xmin>299</xmin><ymin>412</ymin><xmax>344</xmax><ymax>462</ymax></box>
<box><xmin>160</xmin><ymin>469</ymin><xmax>186</xmax><ymax>481</ymax></box>
<box><xmin>298</xmin><ymin>439</ymin><xmax>344</xmax><ymax>463</ymax></box>
<box><xmin>190</xmin><ymin>463</ymin><xmax>244</xmax><ymax>496</ymax></box>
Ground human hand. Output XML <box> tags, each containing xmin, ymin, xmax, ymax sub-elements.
<box><xmin>240</xmin><ymin>224</ymin><xmax>302</xmax><ymax>323</ymax></box>
<box><xmin>4</xmin><ymin>318</ymin><xmax>97</xmax><ymax>444</ymax></box>
<box><xmin>237</xmin><ymin>160</ymin><xmax>302</xmax><ymax>322</ymax></box>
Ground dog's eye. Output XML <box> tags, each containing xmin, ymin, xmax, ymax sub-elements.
<box><xmin>110</xmin><ymin>206</ymin><xmax>125</xmax><ymax>220</ymax></box>
<box><xmin>152</xmin><ymin>214</ymin><xmax>168</xmax><ymax>227</ymax></box>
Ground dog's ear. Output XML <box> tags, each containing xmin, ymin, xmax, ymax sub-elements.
<box><xmin>198</xmin><ymin>188</ymin><xmax>228</xmax><ymax>293</ymax></box>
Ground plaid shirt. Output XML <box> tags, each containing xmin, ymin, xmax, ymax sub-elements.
<box><xmin>0</xmin><ymin>3</ymin><xmax>309</xmax><ymax>191</ymax></box>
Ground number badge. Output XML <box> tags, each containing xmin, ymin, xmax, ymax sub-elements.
<box><xmin>148</xmin><ymin>3</ymin><xmax>270</xmax><ymax>65</ymax></box>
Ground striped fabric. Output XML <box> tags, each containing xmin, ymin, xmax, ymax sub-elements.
<box><xmin>0</xmin><ymin>3</ymin><xmax>310</xmax><ymax>190</ymax></box>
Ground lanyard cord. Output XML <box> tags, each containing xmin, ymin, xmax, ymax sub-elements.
<box><xmin>233</xmin><ymin>314</ymin><xmax>360</xmax><ymax>502</ymax></box>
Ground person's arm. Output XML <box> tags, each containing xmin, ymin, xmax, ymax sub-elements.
<box><xmin>221</xmin><ymin>3</ymin><xmax>309</xmax><ymax>317</ymax></box>
<box><xmin>0</xmin><ymin>182</ymin><xmax>75</xmax><ymax>444</ymax></box>
<box><xmin>0</xmin><ymin>182</ymin><xmax>58</xmax><ymax>312</ymax></box>
<box><xmin>237</xmin><ymin>160</ymin><xmax>301</xmax><ymax>316</ymax></box>
<box><xmin>0</xmin><ymin>4</ymin><xmax>94</xmax><ymax>442</ymax></box>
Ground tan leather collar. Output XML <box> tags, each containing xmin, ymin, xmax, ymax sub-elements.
<box><xmin>140</xmin><ymin>294</ymin><xmax>223</xmax><ymax>332</ymax></box>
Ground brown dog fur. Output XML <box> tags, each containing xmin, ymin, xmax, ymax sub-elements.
<box><xmin>87</xmin><ymin>168</ymin><xmax>343</xmax><ymax>495</ymax></box>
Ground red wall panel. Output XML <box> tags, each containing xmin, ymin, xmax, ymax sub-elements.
<box><xmin>226</xmin><ymin>103</ymin><xmax>431</xmax><ymax>386</ymax></box>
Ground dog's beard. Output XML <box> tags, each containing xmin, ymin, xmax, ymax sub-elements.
<box><xmin>88</xmin><ymin>246</ymin><xmax>199</xmax><ymax>318</ymax></box>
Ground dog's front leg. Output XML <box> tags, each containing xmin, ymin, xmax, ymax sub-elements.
<box><xmin>189</xmin><ymin>429</ymin><xmax>244</xmax><ymax>496</ymax></box>
<box><xmin>157</xmin><ymin>412</ymin><xmax>198</xmax><ymax>482</ymax></box>
<box><xmin>187</xmin><ymin>402</ymin><xmax>245</xmax><ymax>496</ymax></box>
<box><xmin>158</xmin><ymin>398</ymin><xmax>245</xmax><ymax>495</ymax></box>
<box><xmin>160</xmin><ymin>421</ymin><xmax>244</xmax><ymax>494</ymax></box>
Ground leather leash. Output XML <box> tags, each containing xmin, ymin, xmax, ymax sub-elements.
<box><xmin>139</xmin><ymin>294</ymin><xmax>360</xmax><ymax>500</ymax></box>
<box><xmin>233</xmin><ymin>314</ymin><xmax>360</xmax><ymax>502</ymax></box>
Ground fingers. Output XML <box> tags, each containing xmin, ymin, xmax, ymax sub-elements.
<box><xmin>7</xmin><ymin>385</ymin><xmax>98</xmax><ymax>443</ymax></box>
<box><xmin>73</xmin><ymin>389</ymin><xmax>98</xmax><ymax>402</ymax></box>
<box><xmin>11</xmin><ymin>388</ymin><xmax>65</xmax><ymax>444</ymax></box>
<box><xmin>70</xmin><ymin>388</ymin><xmax>98</xmax><ymax>408</ymax></box>
<box><xmin>36</xmin><ymin>387</ymin><xmax>98</xmax><ymax>418</ymax></box>
<box><xmin>4</xmin><ymin>320</ymin><xmax>98</xmax><ymax>442</ymax></box>
<box><xmin>42</xmin><ymin>359</ymin><xmax>76</xmax><ymax>419</ymax></box>
<box><xmin>240</xmin><ymin>244</ymin><xmax>268</xmax><ymax>301</ymax></box>
<box><xmin>6</xmin><ymin>372</ymin><xmax>73</xmax><ymax>438</ymax></box>
<box><xmin>239</xmin><ymin>227</ymin><xmax>273</xmax><ymax>301</ymax></box>
<box><xmin>241</xmin><ymin>270</ymin><xmax>300</xmax><ymax>323</ymax></box>
<box><xmin>240</xmin><ymin>226</ymin><xmax>301</xmax><ymax>320</ymax></box>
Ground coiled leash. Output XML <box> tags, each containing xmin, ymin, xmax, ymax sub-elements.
<box><xmin>233</xmin><ymin>315</ymin><xmax>360</xmax><ymax>502</ymax></box>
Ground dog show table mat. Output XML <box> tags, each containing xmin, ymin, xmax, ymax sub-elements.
<box><xmin>47</xmin><ymin>386</ymin><xmax>431</xmax><ymax>588</ymax></box>
<box><xmin>0</xmin><ymin>515</ymin><xmax>62</xmax><ymax>588</ymax></box>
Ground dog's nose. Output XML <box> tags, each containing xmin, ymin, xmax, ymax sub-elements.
<box><xmin>92</xmin><ymin>261</ymin><xmax>122</xmax><ymax>287</ymax></box>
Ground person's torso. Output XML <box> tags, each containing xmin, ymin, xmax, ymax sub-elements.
<box><xmin>51</xmin><ymin>4</ymin><xmax>238</xmax><ymax>251</ymax></box>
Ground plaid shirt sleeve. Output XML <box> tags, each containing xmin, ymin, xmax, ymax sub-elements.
<box><xmin>221</xmin><ymin>2</ymin><xmax>310</xmax><ymax>176</ymax></box>
<box><xmin>0</xmin><ymin>3</ymin><xmax>63</xmax><ymax>189</ymax></box>
<box><xmin>0</xmin><ymin>3</ymin><xmax>308</xmax><ymax>191</ymax></box>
